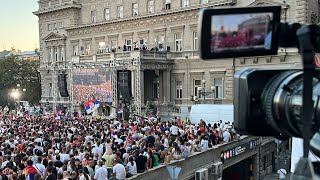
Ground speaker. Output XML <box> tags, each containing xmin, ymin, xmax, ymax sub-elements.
<box><xmin>167</xmin><ymin>46</ymin><xmax>171</xmax><ymax>52</ymax></box>
<box><xmin>117</xmin><ymin>71</ymin><xmax>132</xmax><ymax>102</ymax></box>
<box><xmin>58</xmin><ymin>74</ymin><xmax>69</xmax><ymax>97</ymax></box>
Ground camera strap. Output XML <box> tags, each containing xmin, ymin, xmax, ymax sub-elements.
<box><xmin>289</xmin><ymin>25</ymin><xmax>317</xmax><ymax>179</ymax></box>
<box><xmin>297</xmin><ymin>25</ymin><xmax>315</xmax><ymax>158</ymax></box>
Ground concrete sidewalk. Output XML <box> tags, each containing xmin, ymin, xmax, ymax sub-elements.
<box><xmin>263</xmin><ymin>173</ymin><xmax>291</xmax><ymax>180</ymax></box>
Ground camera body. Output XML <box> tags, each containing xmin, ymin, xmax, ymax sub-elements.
<box><xmin>199</xmin><ymin>6</ymin><xmax>320</xmax><ymax>138</ymax></box>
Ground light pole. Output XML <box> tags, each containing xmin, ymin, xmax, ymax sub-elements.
<box><xmin>199</xmin><ymin>78</ymin><xmax>215</xmax><ymax>103</ymax></box>
<box><xmin>10</xmin><ymin>84</ymin><xmax>27</xmax><ymax>108</ymax></box>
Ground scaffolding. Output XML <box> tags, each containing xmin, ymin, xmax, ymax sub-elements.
<box><xmin>68</xmin><ymin>62</ymin><xmax>74</xmax><ymax>116</ymax></box>
<box><xmin>134</xmin><ymin>58</ymin><xmax>141</xmax><ymax>116</ymax></box>
<box><xmin>110</xmin><ymin>60</ymin><xmax>118</xmax><ymax>115</ymax></box>
<box><xmin>47</xmin><ymin>56</ymin><xmax>141</xmax><ymax>118</ymax></box>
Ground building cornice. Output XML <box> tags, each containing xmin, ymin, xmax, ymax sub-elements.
<box><xmin>65</xmin><ymin>0</ymin><xmax>236</xmax><ymax>31</ymax></box>
<box><xmin>33</xmin><ymin>4</ymin><xmax>82</xmax><ymax>16</ymax></box>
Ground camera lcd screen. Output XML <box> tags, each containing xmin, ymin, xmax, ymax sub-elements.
<box><xmin>211</xmin><ymin>13</ymin><xmax>273</xmax><ymax>53</ymax></box>
<box><xmin>199</xmin><ymin>6</ymin><xmax>281</xmax><ymax>59</ymax></box>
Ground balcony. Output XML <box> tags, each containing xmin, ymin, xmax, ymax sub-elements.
<box><xmin>77</xmin><ymin>50</ymin><xmax>174</xmax><ymax>64</ymax></box>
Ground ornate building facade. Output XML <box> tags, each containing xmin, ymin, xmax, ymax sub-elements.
<box><xmin>34</xmin><ymin>0</ymin><xmax>319</xmax><ymax>117</ymax></box>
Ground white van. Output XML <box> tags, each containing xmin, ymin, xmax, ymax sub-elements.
<box><xmin>189</xmin><ymin>104</ymin><xmax>233</xmax><ymax>126</ymax></box>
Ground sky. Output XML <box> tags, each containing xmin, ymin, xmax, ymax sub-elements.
<box><xmin>0</xmin><ymin>0</ymin><xmax>39</xmax><ymax>51</ymax></box>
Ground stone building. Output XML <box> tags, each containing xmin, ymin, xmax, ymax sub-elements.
<box><xmin>33</xmin><ymin>0</ymin><xmax>319</xmax><ymax>116</ymax></box>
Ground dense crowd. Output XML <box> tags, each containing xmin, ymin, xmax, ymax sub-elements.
<box><xmin>0</xmin><ymin>107</ymin><xmax>238</xmax><ymax>180</ymax></box>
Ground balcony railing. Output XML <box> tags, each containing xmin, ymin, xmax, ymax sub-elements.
<box><xmin>75</xmin><ymin>50</ymin><xmax>199</xmax><ymax>64</ymax></box>
<box><xmin>167</xmin><ymin>50</ymin><xmax>199</xmax><ymax>59</ymax></box>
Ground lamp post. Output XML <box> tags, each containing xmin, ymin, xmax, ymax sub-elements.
<box><xmin>199</xmin><ymin>78</ymin><xmax>215</xmax><ymax>103</ymax></box>
<box><xmin>10</xmin><ymin>84</ymin><xmax>27</xmax><ymax>108</ymax></box>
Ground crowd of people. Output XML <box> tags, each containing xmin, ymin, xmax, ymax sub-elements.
<box><xmin>0</xmin><ymin>107</ymin><xmax>238</xmax><ymax>180</ymax></box>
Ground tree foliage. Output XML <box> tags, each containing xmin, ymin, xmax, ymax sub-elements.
<box><xmin>0</xmin><ymin>56</ymin><xmax>41</xmax><ymax>106</ymax></box>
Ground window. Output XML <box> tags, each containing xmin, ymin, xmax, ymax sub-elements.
<box><xmin>85</xmin><ymin>44</ymin><xmax>91</xmax><ymax>55</ymax></box>
<box><xmin>104</xmin><ymin>8</ymin><xmax>110</xmax><ymax>20</ymax></box>
<box><xmin>193</xmin><ymin>32</ymin><xmax>198</xmax><ymax>50</ymax></box>
<box><xmin>125</xmin><ymin>39</ymin><xmax>132</xmax><ymax>51</ymax></box>
<box><xmin>165</xmin><ymin>0</ymin><xmax>171</xmax><ymax>10</ymax></box>
<box><xmin>98</xmin><ymin>42</ymin><xmax>106</xmax><ymax>53</ymax></box>
<box><xmin>194</xmin><ymin>80</ymin><xmax>202</xmax><ymax>98</ymax></box>
<box><xmin>156</xmin><ymin>35</ymin><xmax>165</xmax><ymax>49</ymax></box>
<box><xmin>53</xmin><ymin>47</ymin><xmax>58</xmax><ymax>61</ymax></box>
<box><xmin>139</xmin><ymin>39</ymin><xmax>144</xmax><ymax>46</ymax></box>
<box><xmin>91</xmin><ymin>10</ymin><xmax>97</xmax><ymax>23</ymax></box>
<box><xmin>117</xmin><ymin>6</ymin><xmax>123</xmax><ymax>18</ymax></box>
<box><xmin>214</xmin><ymin>78</ymin><xmax>224</xmax><ymax>98</ymax></box>
<box><xmin>53</xmin><ymin>23</ymin><xmax>57</xmax><ymax>30</ymax></box>
<box><xmin>147</xmin><ymin>0</ymin><xmax>154</xmax><ymax>13</ymax></box>
<box><xmin>61</xmin><ymin>47</ymin><xmax>64</xmax><ymax>61</ymax></box>
<box><xmin>174</xmin><ymin>33</ymin><xmax>182</xmax><ymax>51</ymax></box>
<box><xmin>73</xmin><ymin>45</ymin><xmax>78</xmax><ymax>56</ymax></box>
<box><xmin>132</xmin><ymin>3</ymin><xmax>138</xmax><ymax>16</ymax></box>
<box><xmin>58</xmin><ymin>22</ymin><xmax>63</xmax><ymax>28</ymax></box>
<box><xmin>181</xmin><ymin>0</ymin><xmax>190</xmax><ymax>7</ymax></box>
<box><xmin>201</xmin><ymin>0</ymin><xmax>209</xmax><ymax>4</ymax></box>
<box><xmin>176</xmin><ymin>81</ymin><xmax>183</xmax><ymax>99</ymax></box>
<box><xmin>153</xmin><ymin>81</ymin><xmax>159</xmax><ymax>99</ymax></box>
<box><xmin>111</xmin><ymin>40</ymin><xmax>118</xmax><ymax>51</ymax></box>
<box><xmin>48</xmin><ymin>24</ymin><xmax>52</xmax><ymax>31</ymax></box>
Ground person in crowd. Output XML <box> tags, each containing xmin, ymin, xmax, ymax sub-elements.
<box><xmin>111</xmin><ymin>159</ymin><xmax>126</xmax><ymax>180</ymax></box>
<box><xmin>94</xmin><ymin>160</ymin><xmax>108</xmax><ymax>180</ymax></box>
<box><xmin>126</xmin><ymin>156</ymin><xmax>137</xmax><ymax>178</ymax></box>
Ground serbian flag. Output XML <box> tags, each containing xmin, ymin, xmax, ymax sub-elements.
<box><xmin>54</xmin><ymin>111</ymin><xmax>61</xmax><ymax>119</ymax></box>
<box><xmin>84</xmin><ymin>100</ymin><xmax>100</xmax><ymax>114</ymax></box>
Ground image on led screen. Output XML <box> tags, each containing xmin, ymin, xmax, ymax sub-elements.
<box><xmin>72</xmin><ymin>68</ymin><xmax>112</xmax><ymax>104</ymax></box>
<box><xmin>211</xmin><ymin>13</ymin><xmax>273</xmax><ymax>53</ymax></box>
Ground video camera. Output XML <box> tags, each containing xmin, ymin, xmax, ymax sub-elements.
<box><xmin>199</xmin><ymin>6</ymin><xmax>320</xmax><ymax>179</ymax></box>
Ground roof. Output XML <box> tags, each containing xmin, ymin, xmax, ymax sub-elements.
<box><xmin>16</xmin><ymin>51</ymin><xmax>38</xmax><ymax>56</ymax></box>
<box><xmin>0</xmin><ymin>50</ymin><xmax>11</xmax><ymax>58</ymax></box>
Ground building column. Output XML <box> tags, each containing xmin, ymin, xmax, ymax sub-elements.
<box><xmin>163</xmin><ymin>70</ymin><xmax>171</xmax><ymax>104</ymax></box>
<box><xmin>140</xmin><ymin>70</ymin><xmax>144</xmax><ymax>104</ymax></box>
<box><xmin>57</xmin><ymin>46</ymin><xmax>61</xmax><ymax>62</ymax></box>
<box><xmin>50</xmin><ymin>47</ymin><xmax>54</xmax><ymax>62</ymax></box>
<box><xmin>159</xmin><ymin>70</ymin><xmax>164</xmax><ymax>104</ymax></box>
<box><xmin>61</xmin><ymin>45</ymin><xmax>65</xmax><ymax>61</ymax></box>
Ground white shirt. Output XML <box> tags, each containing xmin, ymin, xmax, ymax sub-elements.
<box><xmin>94</xmin><ymin>166</ymin><xmax>108</xmax><ymax>180</ymax></box>
<box><xmin>92</xmin><ymin>146</ymin><xmax>103</xmax><ymax>159</ymax></box>
<box><xmin>113</xmin><ymin>163</ymin><xmax>126</xmax><ymax>180</ymax></box>
<box><xmin>126</xmin><ymin>161</ymin><xmax>137</xmax><ymax>175</ymax></box>
<box><xmin>277</xmin><ymin>169</ymin><xmax>287</xmax><ymax>179</ymax></box>
<box><xmin>223</xmin><ymin>131</ymin><xmax>231</xmax><ymax>143</ymax></box>
<box><xmin>34</xmin><ymin>163</ymin><xmax>46</xmax><ymax>176</ymax></box>
<box><xmin>60</xmin><ymin>153</ymin><xmax>70</xmax><ymax>162</ymax></box>
<box><xmin>200</xmin><ymin>139</ymin><xmax>209</xmax><ymax>151</ymax></box>
<box><xmin>170</xmin><ymin>125</ymin><xmax>178</xmax><ymax>135</ymax></box>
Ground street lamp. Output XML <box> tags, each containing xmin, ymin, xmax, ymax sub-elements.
<box><xmin>199</xmin><ymin>78</ymin><xmax>215</xmax><ymax>103</ymax></box>
<box><xmin>9</xmin><ymin>84</ymin><xmax>26</xmax><ymax>101</ymax></box>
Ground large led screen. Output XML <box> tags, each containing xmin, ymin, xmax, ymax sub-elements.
<box><xmin>72</xmin><ymin>68</ymin><xmax>112</xmax><ymax>105</ymax></box>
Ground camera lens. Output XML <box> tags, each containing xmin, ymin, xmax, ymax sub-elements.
<box><xmin>261</xmin><ymin>71</ymin><xmax>320</xmax><ymax>137</ymax></box>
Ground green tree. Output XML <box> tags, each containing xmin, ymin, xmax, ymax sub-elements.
<box><xmin>0</xmin><ymin>55</ymin><xmax>41</xmax><ymax>106</ymax></box>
